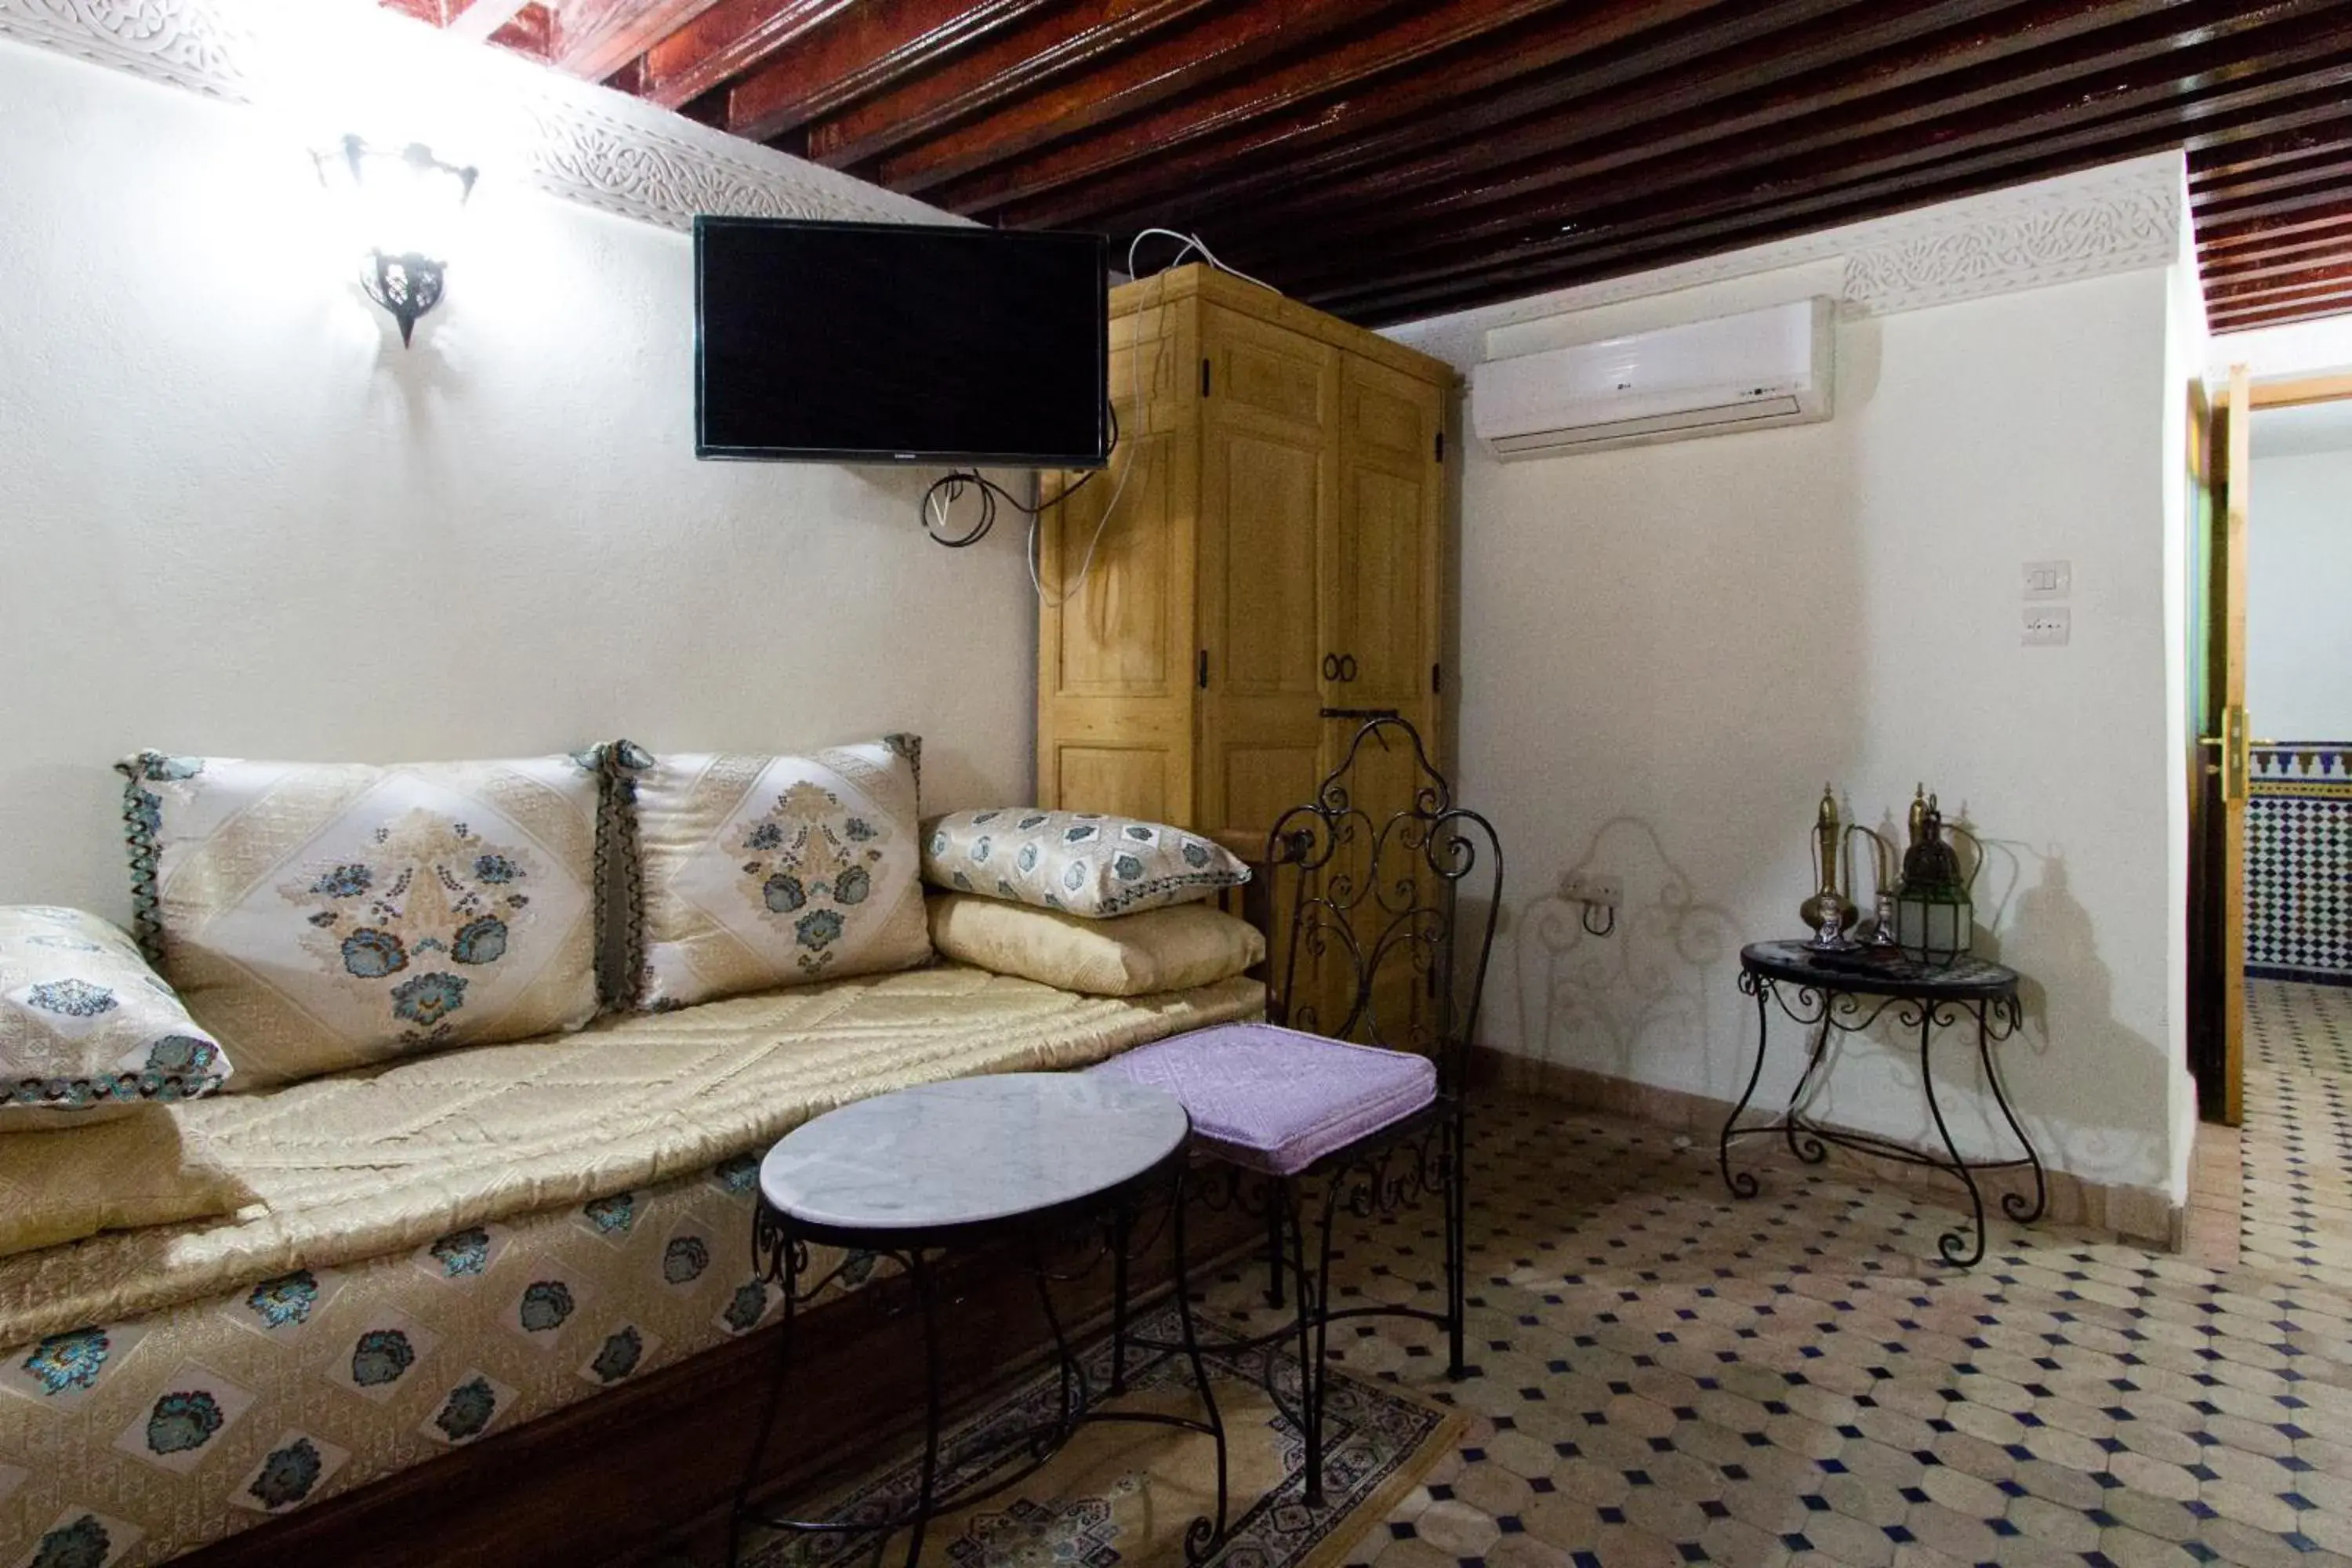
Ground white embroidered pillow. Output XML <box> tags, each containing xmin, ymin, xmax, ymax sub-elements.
<box><xmin>1</xmin><ymin>906</ymin><xmax>232</xmax><ymax>1128</ymax></box>
<box><xmin>118</xmin><ymin>752</ymin><xmax>601</xmax><ymax>1090</ymax></box>
<box><xmin>920</xmin><ymin>809</ymin><xmax>1250</xmax><ymax>917</ymax></box>
<box><xmin>615</xmin><ymin>736</ymin><xmax>930</xmax><ymax>1009</ymax></box>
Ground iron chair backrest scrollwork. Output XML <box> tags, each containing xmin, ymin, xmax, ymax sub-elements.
<box><xmin>1262</xmin><ymin>717</ymin><xmax>1502</xmax><ymax>1094</ymax></box>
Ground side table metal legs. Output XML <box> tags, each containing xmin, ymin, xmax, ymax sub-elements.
<box><xmin>1719</xmin><ymin>969</ymin><xmax>2046</xmax><ymax>1268</ymax></box>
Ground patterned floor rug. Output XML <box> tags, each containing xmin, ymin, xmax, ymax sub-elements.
<box><xmin>740</xmin><ymin>1301</ymin><xmax>1465</xmax><ymax>1568</ymax></box>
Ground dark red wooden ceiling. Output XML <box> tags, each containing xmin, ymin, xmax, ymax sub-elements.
<box><xmin>389</xmin><ymin>0</ymin><xmax>2352</xmax><ymax>332</ymax></box>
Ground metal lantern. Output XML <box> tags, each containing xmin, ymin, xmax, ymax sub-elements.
<box><xmin>1894</xmin><ymin>788</ymin><xmax>1973</xmax><ymax>967</ymax></box>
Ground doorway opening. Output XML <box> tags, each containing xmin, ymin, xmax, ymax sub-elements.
<box><xmin>2185</xmin><ymin>368</ymin><xmax>2352</xmax><ymax>1276</ymax></box>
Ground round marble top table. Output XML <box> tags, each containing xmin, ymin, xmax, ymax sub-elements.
<box><xmin>759</xmin><ymin>1073</ymin><xmax>1191</xmax><ymax>1234</ymax></box>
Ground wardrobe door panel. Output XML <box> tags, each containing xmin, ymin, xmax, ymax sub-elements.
<box><xmin>1330</xmin><ymin>355</ymin><xmax>1444</xmax><ymax>715</ymax></box>
<box><xmin>1322</xmin><ymin>354</ymin><xmax>1449</xmax><ymax>1049</ymax></box>
<box><xmin>1051</xmin><ymin>744</ymin><xmax>1176</xmax><ymax>825</ymax></box>
<box><xmin>1037</xmin><ymin>292</ymin><xmax>1197</xmax><ymax>818</ymax></box>
<box><xmin>1196</xmin><ymin>304</ymin><xmax>1337</xmax><ymax>854</ymax></box>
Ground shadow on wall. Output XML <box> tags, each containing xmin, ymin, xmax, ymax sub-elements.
<box><xmin>1801</xmin><ymin>841</ymin><xmax>2166</xmax><ymax>1185</ymax></box>
<box><xmin>1515</xmin><ymin>816</ymin><xmax>1738</xmax><ymax>1094</ymax></box>
<box><xmin>1985</xmin><ymin>847</ymin><xmax>2167</xmax><ymax>1185</ymax></box>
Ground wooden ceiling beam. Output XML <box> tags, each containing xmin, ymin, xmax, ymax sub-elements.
<box><xmin>1251</xmin><ymin>4</ymin><xmax>2213</xmax><ymax>282</ymax></box>
<box><xmin>446</xmin><ymin>0</ymin><xmax>534</xmax><ymax>39</ymax></box>
<box><xmin>698</xmin><ymin>0</ymin><xmax>1052</xmax><ymax>128</ymax></box>
<box><xmin>2209</xmin><ymin>259</ymin><xmax>2352</xmax><ymax>303</ymax></box>
<box><xmin>2198</xmin><ymin>191</ymin><xmax>2352</xmax><ymax>252</ymax></box>
<box><xmin>2194</xmin><ymin>169</ymin><xmax>2352</xmax><ymax>227</ymax></box>
<box><xmin>2212</xmin><ymin>307</ymin><xmax>2352</xmax><ymax>331</ymax></box>
<box><xmin>866</xmin><ymin>0</ymin><xmax>1410</xmax><ymax>195</ymax></box>
<box><xmin>1229</xmin><ymin>1</ymin><xmax>2349</xmax><ymax>289</ymax></box>
<box><xmin>980</xmin><ymin>0</ymin><xmax>1911</xmax><ymax>231</ymax></box>
<box><xmin>2199</xmin><ymin>225</ymin><xmax>2352</xmax><ymax>280</ymax></box>
<box><xmin>1332</xmin><ymin>190</ymin><xmax>1971</xmax><ymax>324</ymax></box>
<box><xmin>543</xmin><ymin>0</ymin><xmax>728</xmax><ymax>81</ymax></box>
<box><xmin>2210</xmin><ymin>286</ymin><xmax>2352</xmax><ymax>328</ymax></box>
<box><xmin>2189</xmin><ymin>117</ymin><xmax>2352</xmax><ymax>185</ymax></box>
<box><xmin>603</xmin><ymin>0</ymin><xmax>848</xmax><ymax>106</ymax></box>
<box><xmin>927</xmin><ymin>0</ymin><xmax>1744</xmax><ymax>220</ymax></box>
<box><xmin>1124</xmin><ymin>0</ymin><xmax>2249</xmax><ymax>252</ymax></box>
<box><xmin>1250</xmin><ymin>8</ymin><xmax>2352</xmax><ymax>300</ymax></box>
<box><xmin>1313</xmin><ymin>66</ymin><xmax>2352</xmax><ymax>323</ymax></box>
<box><xmin>784</xmin><ymin>0</ymin><xmax>1226</xmax><ymax>171</ymax></box>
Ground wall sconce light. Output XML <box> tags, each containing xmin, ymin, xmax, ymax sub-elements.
<box><xmin>313</xmin><ymin>135</ymin><xmax>477</xmax><ymax>347</ymax></box>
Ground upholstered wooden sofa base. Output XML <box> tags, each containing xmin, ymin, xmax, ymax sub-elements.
<box><xmin>172</xmin><ymin>1207</ymin><xmax>1261</xmax><ymax>1568</ymax></box>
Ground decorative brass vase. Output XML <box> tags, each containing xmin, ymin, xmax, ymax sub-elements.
<box><xmin>1798</xmin><ymin>785</ymin><xmax>1856</xmax><ymax>949</ymax></box>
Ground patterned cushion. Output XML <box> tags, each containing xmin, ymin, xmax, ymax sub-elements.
<box><xmin>118</xmin><ymin>753</ymin><xmax>601</xmax><ymax>1091</ymax></box>
<box><xmin>0</xmin><ymin>1111</ymin><xmax>249</xmax><ymax>1252</ymax></box>
<box><xmin>1088</xmin><ymin>1022</ymin><xmax>1436</xmax><ymax>1175</ymax></box>
<box><xmin>613</xmin><ymin>736</ymin><xmax>929</xmax><ymax>1009</ymax></box>
<box><xmin>0</xmin><ymin>906</ymin><xmax>232</xmax><ymax>1128</ymax></box>
<box><xmin>922</xmin><ymin>809</ymin><xmax>1250</xmax><ymax>918</ymax></box>
<box><xmin>926</xmin><ymin>893</ymin><xmax>1265</xmax><ymax>997</ymax></box>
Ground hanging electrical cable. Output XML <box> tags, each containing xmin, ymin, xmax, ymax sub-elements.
<box><xmin>919</xmin><ymin>227</ymin><xmax>1279</xmax><ymax>612</ymax></box>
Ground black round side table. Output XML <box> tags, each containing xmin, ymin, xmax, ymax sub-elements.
<box><xmin>1720</xmin><ymin>940</ymin><xmax>2046</xmax><ymax>1267</ymax></box>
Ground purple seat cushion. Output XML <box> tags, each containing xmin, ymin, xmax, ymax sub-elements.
<box><xmin>1088</xmin><ymin>1022</ymin><xmax>1437</xmax><ymax>1176</ymax></box>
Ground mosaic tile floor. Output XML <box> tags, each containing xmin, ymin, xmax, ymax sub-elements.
<box><xmin>2241</xmin><ymin>982</ymin><xmax>2352</xmax><ymax>1288</ymax></box>
<box><xmin>1186</xmin><ymin>994</ymin><xmax>2352</xmax><ymax>1568</ymax></box>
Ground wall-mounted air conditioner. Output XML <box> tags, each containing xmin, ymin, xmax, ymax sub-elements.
<box><xmin>1469</xmin><ymin>296</ymin><xmax>1835</xmax><ymax>459</ymax></box>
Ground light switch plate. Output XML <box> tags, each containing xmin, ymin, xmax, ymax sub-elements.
<box><xmin>2022</xmin><ymin>606</ymin><xmax>2071</xmax><ymax>646</ymax></box>
<box><xmin>2023</xmin><ymin>560</ymin><xmax>2071</xmax><ymax>599</ymax></box>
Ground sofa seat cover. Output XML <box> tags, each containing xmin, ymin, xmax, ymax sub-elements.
<box><xmin>0</xmin><ymin>966</ymin><xmax>1263</xmax><ymax>1349</ymax></box>
<box><xmin>1089</xmin><ymin>1022</ymin><xmax>1436</xmax><ymax>1176</ymax></box>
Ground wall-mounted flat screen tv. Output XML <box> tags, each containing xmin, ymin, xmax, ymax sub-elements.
<box><xmin>695</xmin><ymin>217</ymin><xmax>1109</xmax><ymax>467</ymax></box>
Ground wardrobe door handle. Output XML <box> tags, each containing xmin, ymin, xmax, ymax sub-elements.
<box><xmin>1322</xmin><ymin>652</ymin><xmax>1343</xmax><ymax>682</ymax></box>
<box><xmin>1338</xmin><ymin>654</ymin><xmax>1359</xmax><ymax>683</ymax></box>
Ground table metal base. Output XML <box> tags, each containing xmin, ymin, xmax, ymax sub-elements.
<box><xmin>727</xmin><ymin>1157</ymin><xmax>1228</xmax><ymax>1568</ymax></box>
<box><xmin>1720</xmin><ymin>956</ymin><xmax>2047</xmax><ymax>1268</ymax></box>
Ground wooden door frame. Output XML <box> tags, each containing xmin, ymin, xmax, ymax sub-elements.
<box><xmin>2250</xmin><ymin>372</ymin><xmax>2352</xmax><ymax>410</ymax></box>
<box><xmin>2192</xmin><ymin>368</ymin><xmax>2352</xmax><ymax>1125</ymax></box>
<box><xmin>2188</xmin><ymin>365</ymin><xmax>2249</xmax><ymax>1126</ymax></box>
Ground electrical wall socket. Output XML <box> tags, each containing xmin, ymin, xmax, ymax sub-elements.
<box><xmin>2022</xmin><ymin>560</ymin><xmax>2071</xmax><ymax>599</ymax></box>
<box><xmin>2022</xmin><ymin>605</ymin><xmax>2071</xmax><ymax>646</ymax></box>
<box><xmin>1562</xmin><ymin>872</ymin><xmax>1623</xmax><ymax>909</ymax></box>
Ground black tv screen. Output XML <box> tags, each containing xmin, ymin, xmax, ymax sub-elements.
<box><xmin>695</xmin><ymin>217</ymin><xmax>1109</xmax><ymax>467</ymax></box>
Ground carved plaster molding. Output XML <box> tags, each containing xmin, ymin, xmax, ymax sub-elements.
<box><xmin>0</xmin><ymin>0</ymin><xmax>256</xmax><ymax>101</ymax></box>
<box><xmin>0</xmin><ymin>0</ymin><xmax>951</xmax><ymax>232</ymax></box>
<box><xmin>1838</xmin><ymin>169</ymin><xmax>2180</xmax><ymax>315</ymax></box>
<box><xmin>511</xmin><ymin>96</ymin><xmax>927</xmax><ymax>231</ymax></box>
<box><xmin>1386</xmin><ymin>154</ymin><xmax>2187</xmax><ymax>369</ymax></box>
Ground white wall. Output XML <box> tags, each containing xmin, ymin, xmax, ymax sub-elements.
<box><xmin>0</xmin><ymin>38</ymin><xmax>1039</xmax><ymax>920</ymax></box>
<box><xmin>2212</xmin><ymin>315</ymin><xmax>2352</xmax><ymax>383</ymax></box>
<box><xmin>2249</xmin><ymin>445</ymin><xmax>2352</xmax><ymax>740</ymax></box>
<box><xmin>2161</xmin><ymin>186</ymin><xmax>2205</xmax><ymax>1204</ymax></box>
<box><xmin>1396</xmin><ymin>259</ymin><xmax>2195</xmax><ymax>1200</ymax></box>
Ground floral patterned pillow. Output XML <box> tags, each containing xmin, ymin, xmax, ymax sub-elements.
<box><xmin>608</xmin><ymin>735</ymin><xmax>930</xmax><ymax>1009</ymax></box>
<box><xmin>1</xmin><ymin>905</ymin><xmax>232</xmax><ymax>1128</ymax></box>
<box><xmin>118</xmin><ymin>752</ymin><xmax>602</xmax><ymax>1090</ymax></box>
<box><xmin>921</xmin><ymin>809</ymin><xmax>1250</xmax><ymax>918</ymax></box>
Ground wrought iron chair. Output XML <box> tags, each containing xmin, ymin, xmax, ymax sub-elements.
<box><xmin>1092</xmin><ymin>717</ymin><xmax>1502</xmax><ymax>1504</ymax></box>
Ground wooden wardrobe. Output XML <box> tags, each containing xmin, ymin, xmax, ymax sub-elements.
<box><xmin>1035</xmin><ymin>263</ymin><xmax>1457</xmax><ymax>865</ymax></box>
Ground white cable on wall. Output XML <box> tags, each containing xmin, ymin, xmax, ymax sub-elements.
<box><xmin>1025</xmin><ymin>227</ymin><xmax>1278</xmax><ymax>608</ymax></box>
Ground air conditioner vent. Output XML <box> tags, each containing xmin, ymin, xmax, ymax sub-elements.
<box><xmin>1470</xmin><ymin>297</ymin><xmax>1835</xmax><ymax>459</ymax></box>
